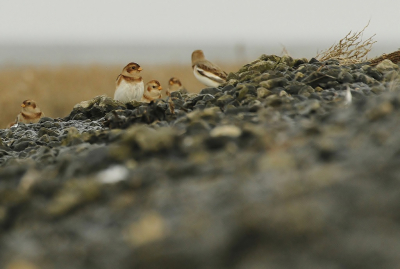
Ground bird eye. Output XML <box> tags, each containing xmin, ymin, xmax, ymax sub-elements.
<box><xmin>27</xmin><ymin>102</ymin><xmax>30</xmax><ymax>105</ymax></box>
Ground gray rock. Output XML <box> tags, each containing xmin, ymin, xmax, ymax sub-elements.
<box><xmin>216</xmin><ymin>95</ymin><xmax>234</xmax><ymax>107</ymax></box>
<box><xmin>199</xmin><ymin>87</ymin><xmax>221</xmax><ymax>95</ymax></box>
<box><xmin>259</xmin><ymin>77</ymin><xmax>289</xmax><ymax>89</ymax></box>
<box><xmin>257</xmin><ymin>87</ymin><xmax>272</xmax><ymax>98</ymax></box>
<box><xmin>1</xmin><ymin>54</ymin><xmax>400</xmax><ymax>269</ymax></box>
<box><xmin>376</xmin><ymin>59</ymin><xmax>399</xmax><ymax>73</ymax></box>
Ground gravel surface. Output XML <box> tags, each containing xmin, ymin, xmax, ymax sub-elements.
<box><xmin>1</xmin><ymin>55</ymin><xmax>400</xmax><ymax>269</ymax></box>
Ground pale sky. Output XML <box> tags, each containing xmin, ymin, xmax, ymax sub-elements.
<box><xmin>0</xmin><ymin>0</ymin><xmax>399</xmax><ymax>65</ymax></box>
<box><xmin>1</xmin><ymin>0</ymin><xmax>399</xmax><ymax>46</ymax></box>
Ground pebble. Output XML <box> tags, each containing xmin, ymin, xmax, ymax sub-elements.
<box><xmin>0</xmin><ymin>55</ymin><xmax>399</xmax><ymax>269</ymax></box>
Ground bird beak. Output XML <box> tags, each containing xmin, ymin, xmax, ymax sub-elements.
<box><xmin>138</xmin><ymin>67</ymin><xmax>143</xmax><ymax>71</ymax></box>
<box><xmin>169</xmin><ymin>81</ymin><xmax>174</xmax><ymax>85</ymax></box>
<box><xmin>21</xmin><ymin>104</ymin><xmax>26</xmax><ymax>108</ymax></box>
<box><xmin>158</xmin><ymin>86</ymin><xmax>163</xmax><ymax>90</ymax></box>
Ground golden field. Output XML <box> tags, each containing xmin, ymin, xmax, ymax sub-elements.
<box><xmin>0</xmin><ymin>62</ymin><xmax>244</xmax><ymax>128</ymax></box>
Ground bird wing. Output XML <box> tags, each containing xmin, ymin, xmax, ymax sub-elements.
<box><xmin>194</xmin><ymin>61</ymin><xmax>227</xmax><ymax>83</ymax></box>
<box><xmin>143</xmin><ymin>90</ymin><xmax>161</xmax><ymax>101</ymax></box>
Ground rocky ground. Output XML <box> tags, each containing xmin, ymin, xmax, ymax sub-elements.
<box><xmin>1</xmin><ymin>55</ymin><xmax>400</xmax><ymax>269</ymax></box>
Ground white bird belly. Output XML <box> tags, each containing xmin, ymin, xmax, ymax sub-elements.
<box><xmin>114</xmin><ymin>80</ymin><xmax>144</xmax><ymax>103</ymax></box>
<box><xmin>193</xmin><ymin>68</ymin><xmax>221</xmax><ymax>88</ymax></box>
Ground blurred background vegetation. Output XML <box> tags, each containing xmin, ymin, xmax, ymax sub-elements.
<box><xmin>0</xmin><ymin>41</ymin><xmax>392</xmax><ymax>128</ymax></box>
<box><xmin>0</xmin><ymin>55</ymin><xmax>244</xmax><ymax>128</ymax></box>
<box><xmin>1</xmin><ymin>0</ymin><xmax>398</xmax><ymax>128</ymax></box>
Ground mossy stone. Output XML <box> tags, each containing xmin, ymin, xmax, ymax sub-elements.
<box><xmin>259</xmin><ymin>78</ymin><xmax>289</xmax><ymax>90</ymax></box>
<box><xmin>257</xmin><ymin>87</ymin><xmax>272</xmax><ymax>99</ymax></box>
<box><xmin>216</xmin><ymin>95</ymin><xmax>234</xmax><ymax>107</ymax></box>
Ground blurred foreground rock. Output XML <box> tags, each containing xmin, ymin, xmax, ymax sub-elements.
<box><xmin>1</xmin><ymin>55</ymin><xmax>400</xmax><ymax>268</ymax></box>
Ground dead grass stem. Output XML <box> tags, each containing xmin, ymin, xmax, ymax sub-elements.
<box><xmin>316</xmin><ymin>21</ymin><xmax>376</xmax><ymax>65</ymax></box>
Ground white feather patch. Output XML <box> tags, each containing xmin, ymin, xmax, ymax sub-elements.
<box><xmin>114</xmin><ymin>79</ymin><xmax>144</xmax><ymax>103</ymax></box>
<box><xmin>193</xmin><ymin>66</ymin><xmax>224</xmax><ymax>87</ymax></box>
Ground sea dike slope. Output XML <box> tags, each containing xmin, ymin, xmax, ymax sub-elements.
<box><xmin>1</xmin><ymin>55</ymin><xmax>400</xmax><ymax>269</ymax></box>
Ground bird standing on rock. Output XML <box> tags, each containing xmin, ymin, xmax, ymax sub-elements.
<box><xmin>9</xmin><ymin>99</ymin><xmax>44</xmax><ymax>127</ymax></box>
<box><xmin>141</xmin><ymin>80</ymin><xmax>163</xmax><ymax>103</ymax></box>
<box><xmin>191</xmin><ymin>50</ymin><xmax>227</xmax><ymax>88</ymax></box>
<box><xmin>166</xmin><ymin>77</ymin><xmax>187</xmax><ymax>96</ymax></box>
<box><xmin>114</xmin><ymin>62</ymin><xmax>144</xmax><ymax>103</ymax></box>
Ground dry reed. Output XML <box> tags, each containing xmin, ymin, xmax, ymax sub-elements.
<box><xmin>316</xmin><ymin>21</ymin><xmax>376</xmax><ymax>65</ymax></box>
<box><xmin>369</xmin><ymin>50</ymin><xmax>400</xmax><ymax>66</ymax></box>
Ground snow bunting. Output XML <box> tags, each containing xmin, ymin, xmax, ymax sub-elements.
<box><xmin>141</xmin><ymin>80</ymin><xmax>163</xmax><ymax>103</ymax></box>
<box><xmin>166</xmin><ymin>77</ymin><xmax>187</xmax><ymax>96</ymax></box>
<box><xmin>10</xmin><ymin>100</ymin><xmax>44</xmax><ymax>126</ymax></box>
<box><xmin>114</xmin><ymin>62</ymin><xmax>144</xmax><ymax>103</ymax></box>
<box><xmin>191</xmin><ymin>50</ymin><xmax>227</xmax><ymax>87</ymax></box>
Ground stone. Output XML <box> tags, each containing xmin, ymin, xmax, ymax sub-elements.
<box><xmin>1</xmin><ymin>53</ymin><xmax>400</xmax><ymax>269</ymax></box>
<box><xmin>259</xmin><ymin>77</ymin><xmax>289</xmax><ymax>89</ymax></box>
<box><xmin>38</xmin><ymin>117</ymin><xmax>54</xmax><ymax>123</ymax></box>
<box><xmin>200</xmin><ymin>87</ymin><xmax>221</xmax><ymax>95</ymax></box>
<box><xmin>371</xmin><ymin>85</ymin><xmax>386</xmax><ymax>94</ymax></box>
<box><xmin>210</xmin><ymin>125</ymin><xmax>242</xmax><ymax>138</ymax></box>
<box><xmin>248</xmin><ymin>60</ymin><xmax>276</xmax><ymax>73</ymax></box>
<box><xmin>216</xmin><ymin>95</ymin><xmax>234</xmax><ymax>107</ymax></box>
<box><xmin>298</xmin><ymin>85</ymin><xmax>315</xmax><ymax>97</ymax></box>
<box><xmin>376</xmin><ymin>59</ymin><xmax>399</xmax><ymax>73</ymax></box>
<box><xmin>38</xmin><ymin>127</ymin><xmax>59</xmax><ymax>138</ymax></box>
<box><xmin>295</xmin><ymin>99</ymin><xmax>321</xmax><ymax>115</ymax></box>
<box><xmin>257</xmin><ymin>87</ymin><xmax>272</xmax><ymax>99</ymax></box>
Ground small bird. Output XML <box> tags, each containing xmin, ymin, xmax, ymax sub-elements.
<box><xmin>9</xmin><ymin>99</ymin><xmax>44</xmax><ymax>127</ymax></box>
<box><xmin>141</xmin><ymin>80</ymin><xmax>163</xmax><ymax>103</ymax></box>
<box><xmin>166</xmin><ymin>77</ymin><xmax>187</xmax><ymax>96</ymax></box>
<box><xmin>191</xmin><ymin>50</ymin><xmax>227</xmax><ymax>87</ymax></box>
<box><xmin>114</xmin><ymin>62</ymin><xmax>144</xmax><ymax>103</ymax></box>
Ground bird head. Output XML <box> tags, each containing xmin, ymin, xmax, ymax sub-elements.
<box><xmin>122</xmin><ymin>62</ymin><xmax>142</xmax><ymax>77</ymax></box>
<box><xmin>191</xmin><ymin>50</ymin><xmax>205</xmax><ymax>64</ymax></box>
<box><xmin>21</xmin><ymin>99</ymin><xmax>37</xmax><ymax>110</ymax></box>
<box><xmin>169</xmin><ymin>77</ymin><xmax>182</xmax><ymax>86</ymax></box>
<box><xmin>147</xmin><ymin>80</ymin><xmax>162</xmax><ymax>92</ymax></box>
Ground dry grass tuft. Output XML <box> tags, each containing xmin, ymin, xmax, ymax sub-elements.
<box><xmin>316</xmin><ymin>21</ymin><xmax>376</xmax><ymax>65</ymax></box>
<box><xmin>280</xmin><ymin>44</ymin><xmax>290</xmax><ymax>56</ymax></box>
<box><xmin>369</xmin><ymin>50</ymin><xmax>400</xmax><ymax>66</ymax></box>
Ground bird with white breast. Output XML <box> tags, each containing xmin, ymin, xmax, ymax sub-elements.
<box><xmin>191</xmin><ymin>50</ymin><xmax>227</xmax><ymax>88</ymax></box>
<box><xmin>114</xmin><ymin>62</ymin><xmax>144</xmax><ymax>103</ymax></box>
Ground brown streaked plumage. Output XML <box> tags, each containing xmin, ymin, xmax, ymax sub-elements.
<box><xmin>191</xmin><ymin>50</ymin><xmax>227</xmax><ymax>87</ymax></box>
<box><xmin>166</xmin><ymin>77</ymin><xmax>187</xmax><ymax>96</ymax></box>
<box><xmin>169</xmin><ymin>77</ymin><xmax>182</xmax><ymax>87</ymax></box>
<box><xmin>141</xmin><ymin>80</ymin><xmax>163</xmax><ymax>103</ymax></box>
<box><xmin>114</xmin><ymin>62</ymin><xmax>144</xmax><ymax>103</ymax></box>
<box><xmin>9</xmin><ymin>100</ymin><xmax>44</xmax><ymax>127</ymax></box>
<box><xmin>116</xmin><ymin>75</ymin><xmax>142</xmax><ymax>84</ymax></box>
